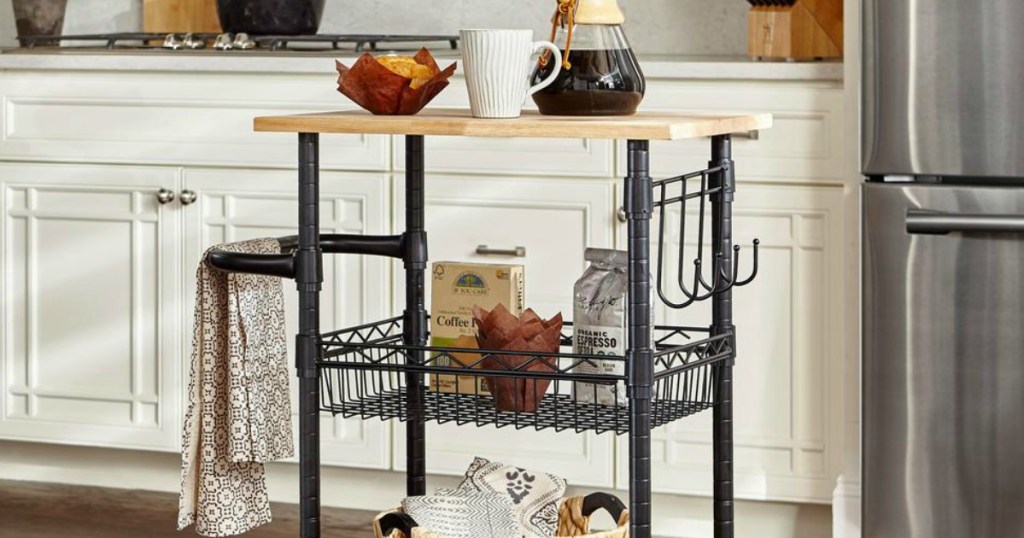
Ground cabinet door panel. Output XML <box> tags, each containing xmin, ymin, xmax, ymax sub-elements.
<box><xmin>183</xmin><ymin>168</ymin><xmax>391</xmax><ymax>469</ymax></box>
<box><xmin>615</xmin><ymin>183</ymin><xmax>845</xmax><ymax>503</ymax></box>
<box><xmin>392</xmin><ymin>175</ymin><xmax>616</xmax><ymax>487</ymax></box>
<box><xmin>0</xmin><ymin>163</ymin><xmax>180</xmax><ymax>450</ymax></box>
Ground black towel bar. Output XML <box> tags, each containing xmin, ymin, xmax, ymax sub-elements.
<box><xmin>207</xmin><ymin>233</ymin><xmax>406</xmax><ymax>278</ymax></box>
<box><xmin>207</xmin><ymin>251</ymin><xmax>297</xmax><ymax>278</ymax></box>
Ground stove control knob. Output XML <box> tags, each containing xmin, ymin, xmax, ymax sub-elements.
<box><xmin>162</xmin><ymin>34</ymin><xmax>183</xmax><ymax>50</ymax></box>
<box><xmin>182</xmin><ymin>33</ymin><xmax>206</xmax><ymax>50</ymax></box>
<box><xmin>233</xmin><ymin>32</ymin><xmax>256</xmax><ymax>50</ymax></box>
<box><xmin>214</xmin><ymin>33</ymin><xmax>234</xmax><ymax>50</ymax></box>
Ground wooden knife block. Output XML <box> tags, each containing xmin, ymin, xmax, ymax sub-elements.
<box><xmin>144</xmin><ymin>0</ymin><xmax>221</xmax><ymax>33</ymax></box>
<box><xmin>748</xmin><ymin>0</ymin><xmax>843</xmax><ymax>60</ymax></box>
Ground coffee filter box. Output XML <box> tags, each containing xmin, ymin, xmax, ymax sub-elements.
<box><xmin>430</xmin><ymin>262</ymin><xmax>525</xmax><ymax>394</ymax></box>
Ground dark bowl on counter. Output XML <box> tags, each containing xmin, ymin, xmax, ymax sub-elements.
<box><xmin>216</xmin><ymin>0</ymin><xmax>326</xmax><ymax>35</ymax></box>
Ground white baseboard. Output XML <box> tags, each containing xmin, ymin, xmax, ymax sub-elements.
<box><xmin>0</xmin><ymin>439</ymin><xmax>834</xmax><ymax>538</ymax></box>
<box><xmin>832</xmin><ymin>474</ymin><xmax>862</xmax><ymax>538</ymax></box>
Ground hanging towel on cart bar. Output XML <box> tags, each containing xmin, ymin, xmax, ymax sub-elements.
<box><xmin>178</xmin><ymin>238</ymin><xmax>294</xmax><ymax>537</ymax></box>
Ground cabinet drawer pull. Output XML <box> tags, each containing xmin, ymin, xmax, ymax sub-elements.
<box><xmin>476</xmin><ymin>245</ymin><xmax>526</xmax><ymax>257</ymax></box>
<box><xmin>156</xmin><ymin>188</ymin><xmax>175</xmax><ymax>204</ymax></box>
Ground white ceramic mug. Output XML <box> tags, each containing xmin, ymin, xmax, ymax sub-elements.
<box><xmin>460</xmin><ymin>29</ymin><xmax>562</xmax><ymax>119</ymax></box>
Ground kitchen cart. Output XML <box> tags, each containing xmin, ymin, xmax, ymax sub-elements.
<box><xmin>209</xmin><ymin>109</ymin><xmax>772</xmax><ymax>538</ymax></box>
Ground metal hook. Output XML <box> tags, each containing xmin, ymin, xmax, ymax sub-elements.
<box><xmin>656</xmin><ymin>180</ymin><xmax>702</xmax><ymax>308</ymax></box>
<box><xmin>733</xmin><ymin>239</ymin><xmax>760</xmax><ymax>287</ymax></box>
<box><xmin>693</xmin><ymin>254</ymin><xmax>724</xmax><ymax>297</ymax></box>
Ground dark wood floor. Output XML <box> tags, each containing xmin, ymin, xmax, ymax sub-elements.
<box><xmin>0</xmin><ymin>480</ymin><xmax>376</xmax><ymax>537</ymax></box>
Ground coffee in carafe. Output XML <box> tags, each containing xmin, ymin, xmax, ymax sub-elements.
<box><xmin>531</xmin><ymin>0</ymin><xmax>646</xmax><ymax>116</ymax></box>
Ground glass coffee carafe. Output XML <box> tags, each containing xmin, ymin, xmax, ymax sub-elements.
<box><xmin>531</xmin><ymin>0</ymin><xmax>645</xmax><ymax>116</ymax></box>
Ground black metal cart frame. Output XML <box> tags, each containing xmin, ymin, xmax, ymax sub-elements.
<box><xmin>210</xmin><ymin>132</ymin><xmax>756</xmax><ymax>538</ymax></box>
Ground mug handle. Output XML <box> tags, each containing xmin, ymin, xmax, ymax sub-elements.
<box><xmin>528</xmin><ymin>41</ymin><xmax>562</xmax><ymax>96</ymax></box>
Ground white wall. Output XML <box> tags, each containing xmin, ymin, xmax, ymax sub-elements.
<box><xmin>62</xmin><ymin>0</ymin><xmax>141</xmax><ymax>34</ymax></box>
<box><xmin>322</xmin><ymin>0</ymin><xmax>749</xmax><ymax>56</ymax></box>
<box><xmin>0</xmin><ymin>0</ymin><xmax>16</xmax><ymax>46</ymax></box>
<box><xmin>833</xmin><ymin>0</ymin><xmax>863</xmax><ymax>536</ymax></box>
<box><xmin>21</xmin><ymin>0</ymin><xmax>750</xmax><ymax>56</ymax></box>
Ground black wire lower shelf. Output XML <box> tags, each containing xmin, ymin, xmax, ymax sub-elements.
<box><xmin>318</xmin><ymin>317</ymin><xmax>733</xmax><ymax>435</ymax></box>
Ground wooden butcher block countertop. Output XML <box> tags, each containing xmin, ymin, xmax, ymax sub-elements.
<box><xmin>254</xmin><ymin>108</ymin><xmax>773</xmax><ymax>141</ymax></box>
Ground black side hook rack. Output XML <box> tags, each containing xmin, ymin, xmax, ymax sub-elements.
<box><xmin>652</xmin><ymin>165</ymin><xmax>760</xmax><ymax>309</ymax></box>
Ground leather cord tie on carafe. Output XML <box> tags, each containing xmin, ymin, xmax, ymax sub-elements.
<box><xmin>540</xmin><ymin>0</ymin><xmax>578</xmax><ymax>69</ymax></box>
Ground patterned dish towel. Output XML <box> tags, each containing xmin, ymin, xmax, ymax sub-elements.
<box><xmin>178</xmin><ymin>238</ymin><xmax>294</xmax><ymax>537</ymax></box>
<box><xmin>456</xmin><ymin>457</ymin><xmax>568</xmax><ymax>538</ymax></box>
<box><xmin>402</xmin><ymin>491</ymin><xmax>519</xmax><ymax>538</ymax></box>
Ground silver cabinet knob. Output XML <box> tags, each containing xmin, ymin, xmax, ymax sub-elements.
<box><xmin>179</xmin><ymin>190</ymin><xmax>198</xmax><ymax>206</ymax></box>
<box><xmin>156</xmin><ymin>188</ymin><xmax>175</xmax><ymax>204</ymax></box>
<box><xmin>618</xmin><ymin>207</ymin><xmax>628</xmax><ymax>223</ymax></box>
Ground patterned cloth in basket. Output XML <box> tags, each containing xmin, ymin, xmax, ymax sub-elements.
<box><xmin>374</xmin><ymin>495</ymin><xmax>631</xmax><ymax>538</ymax></box>
<box><xmin>402</xmin><ymin>491</ymin><xmax>519</xmax><ymax>538</ymax></box>
<box><xmin>456</xmin><ymin>457</ymin><xmax>568</xmax><ymax>538</ymax></box>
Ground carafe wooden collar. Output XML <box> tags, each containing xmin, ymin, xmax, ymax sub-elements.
<box><xmin>572</xmin><ymin>0</ymin><xmax>625</xmax><ymax>25</ymax></box>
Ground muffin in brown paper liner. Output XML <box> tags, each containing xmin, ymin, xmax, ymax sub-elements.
<box><xmin>336</xmin><ymin>48</ymin><xmax>456</xmax><ymax>115</ymax></box>
<box><xmin>473</xmin><ymin>304</ymin><xmax>564</xmax><ymax>413</ymax></box>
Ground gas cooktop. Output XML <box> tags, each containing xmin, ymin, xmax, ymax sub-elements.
<box><xmin>17</xmin><ymin>33</ymin><xmax>460</xmax><ymax>53</ymax></box>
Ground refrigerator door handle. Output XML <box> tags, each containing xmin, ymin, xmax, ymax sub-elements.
<box><xmin>906</xmin><ymin>209</ymin><xmax>1024</xmax><ymax>235</ymax></box>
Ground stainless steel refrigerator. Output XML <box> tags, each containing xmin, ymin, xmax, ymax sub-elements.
<box><xmin>862</xmin><ymin>1</ymin><xmax>1024</xmax><ymax>537</ymax></box>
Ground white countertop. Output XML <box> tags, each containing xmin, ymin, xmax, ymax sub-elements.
<box><xmin>0</xmin><ymin>49</ymin><xmax>843</xmax><ymax>82</ymax></box>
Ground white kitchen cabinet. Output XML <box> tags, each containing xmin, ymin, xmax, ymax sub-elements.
<box><xmin>394</xmin><ymin>134</ymin><xmax>615</xmax><ymax>178</ymax></box>
<box><xmin>0</xmin><ymin>71</ymin><xmax>390</xmax><ymax>171</ymax></box>
<box><xmin>182</xmin><ymin>167</ymin><xmax>392</xmax><ymax>469</ymax></box>
<box><xmin>616</xmin><ymin>182</ymin><xmax>846</xmax><ymax>503</ymax></box>
<box><xmin>618</xmin><ymin>81</ymin><xmax>844</xmax><ymax>183</ymax></box>
<box><xmin>403</xmin><ymin>78</ymin><xmax>616</xmax><ymax>178</ymax></box>
<box><xmin>392</xmin><ymin>175</ymin><xmax>617</xmax><ymax>487</ymax></box>
<box><xmin>0</xmin><ymin>163</ymin><xmax>182</xmax><ymax>450</ymax></box>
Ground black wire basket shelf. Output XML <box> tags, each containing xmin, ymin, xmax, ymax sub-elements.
<box><xmin>318</xmin><ymin>317</ymin><xmax>733</xmax><ymax>435</ymax></box>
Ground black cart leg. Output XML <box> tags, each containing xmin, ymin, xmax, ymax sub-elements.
<box><xmin>296</xmin><ymin>133</ymin><xmax>322</xmax><ymax>538</ymax></box>
<box><xmin>403</xmin><ymin>135</ymin><xmax>428</xmax><ymax>496</ymax></box>
<box><xmin>710</xmin><ymin>135</ymin><xmax>735</xmax><ymax>538</ymax></box>
<box><xmin>625</xmin><ymin>139</ymin><xmax>654</xmax><ymax>538</ymax></box>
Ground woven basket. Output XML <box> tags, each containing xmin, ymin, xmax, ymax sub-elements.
<box><xmin>374</xmin><ymin>494</ymin><xmax>630</xmax><ymax>538</ymax></box>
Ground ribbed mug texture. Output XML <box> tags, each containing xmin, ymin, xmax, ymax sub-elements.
<box><xmin>460</xmin><ymin>30</ymin><xmax>560</xmax><ymax>119</ymax></box>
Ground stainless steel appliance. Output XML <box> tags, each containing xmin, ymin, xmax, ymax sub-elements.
<box><xmin>862</xmin><ymin>0</ymin><xmax>1024</xmax><ymax>178</ymax></box>
<box><xmin>863</xmin><ymin>184</ymin><xmax>1024</xmax><ymax>537</ymax></box>
<box><xmin>863</xmin><ymin>1</ymin><xmax>1024</xmax><ymax>537</ymax></box>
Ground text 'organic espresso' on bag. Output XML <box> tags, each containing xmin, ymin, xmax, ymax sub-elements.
<box><xmin>572</xmin><ymin>248</ymin><xmax>630</xmax><ymax>405</ymax></box>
